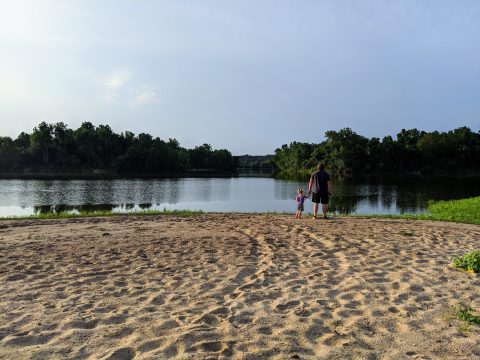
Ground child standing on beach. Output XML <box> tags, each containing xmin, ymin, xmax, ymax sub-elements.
<box><xmin>295</xmin><ymin>188</ymin><xmax>309</xmax><ymax>219</ymax></box>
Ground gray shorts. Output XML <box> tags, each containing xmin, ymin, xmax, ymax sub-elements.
<box><xmin>297</xmin><ymin>203</ymin><xmax>304</xmax><ymax>211</ymax></box>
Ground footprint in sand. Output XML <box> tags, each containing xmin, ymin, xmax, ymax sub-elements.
<box><xmin>137</xmin><ymin>339</ymin><xmax>162</xmax><ymax>353</ymax></box>
<box><xmin>195</xmin><ymin>314</ymin><xmax>219</xmax><ymax>326</ymax></box>
<box><xmin>200</xmin><ymin>341</ymin><xmax>224</xmax><ymax>352</ymax></box>
<box><xmin>4</xmin><ymin>332</ymin><xmax>58</xmax><ymax>347</ymax></box>
<box><xmin>65</xmin><ymin>319</ymin><xmax>98</xmax><ymax>330</ymax></box>
<box><xmin>104</xmin><ymin>347</ymin><xmax>136</xmax><ymax>360</ymax></box>
<box><xmin>275</xmin><ymin>300</ymin><xmax>302</xmax><ymax>312</ymax></box>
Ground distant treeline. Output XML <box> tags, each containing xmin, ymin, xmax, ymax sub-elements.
<box><xmin>236</xmin><ymin>155</ymin><xmax>274</xmax><ymax>169</ymax></box>
<box><xmin>2</xmin><ymin>123</ymin><xmax>479</xmax><ymax>178</ymax></box>
<box><xmin>274</xmin><ymin>127</ymin><xmax>480</xmax><ymax>178</ymax></box>
<box><xmin>0</xmin><ymin>122</ymin><xmax>238</xmax><ymax>173</ymax></box>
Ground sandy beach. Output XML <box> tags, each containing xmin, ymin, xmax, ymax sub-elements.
<box><xmin>0</xmin><ymin>214</ymin><xmax>479</xmax><ymax>359</ymax></box>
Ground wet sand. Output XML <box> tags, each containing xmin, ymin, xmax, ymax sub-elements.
<box><xmin>0</xmin><ymin>214</ymin><xmax>479</xmax><ymax>359</ymax></box>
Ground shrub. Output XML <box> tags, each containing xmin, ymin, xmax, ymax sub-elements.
<box><xmin>452</xmin><ymin>250</ymin><xmax>480</xmax><ymax>273</ymax></box>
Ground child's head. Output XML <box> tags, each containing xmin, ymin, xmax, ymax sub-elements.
<box><xmin>297</xmin><ymin>188</ymin><xmax>304</xmax><ymax>195</ymax></box>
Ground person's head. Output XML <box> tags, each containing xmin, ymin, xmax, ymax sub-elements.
<box><xmin>297</xmin><ymin>188</ymin><xmax>304</xmax><ymax>195</ymax></box>
<box><xmin>316</xmin><ymin>163</ymin><xmax>325</xmax><ymax>171</ymax></box>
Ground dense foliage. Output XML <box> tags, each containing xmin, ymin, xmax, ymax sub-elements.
<box><xmin>274</xmin><ymin>127</ymin><xmax>480</xmax><ymax>178</ymax></box>
<box><xmin>0</xmin><ymin>122</ymin><xmax>238</xmax><ymax>173</ymax></box>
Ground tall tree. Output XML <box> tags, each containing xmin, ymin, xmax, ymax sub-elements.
<box><xmin>74</xmin><ymin>122</ymin><xmax>98</xmax><ymax>167</ymax></box>
<box><xmin>52</xmin><ymin>122</ymin><xmax>76</xmax><ymax>166</ymax></box>
<box><xmin>30</xmin><ymin>122</ymin><xmax>53</xmax><ymax>165</ymax></box>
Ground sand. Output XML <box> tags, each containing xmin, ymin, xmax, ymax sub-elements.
<box><xmin>0</xmin><ymin>214</ymin><xmax>479</xmax><ymax>360</ymax></box>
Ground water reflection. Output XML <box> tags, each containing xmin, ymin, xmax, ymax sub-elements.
<box><xmin>381</xmin><ymin>186</ymin><xmax>394</xmax><ymax>209</ymax></box>
<box><xmin>33</xmin><ymin>204</ymin><xmax>117</xmax><ymax>214</ymax></box>
<box><xmin>0</xmin><ymin>176</ymin><xmax>479</xmax><ymax>217</ymax></box>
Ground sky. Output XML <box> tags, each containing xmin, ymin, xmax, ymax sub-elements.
<box><xmin>0</xmin><ymin>1</ymin><xmax>479</xmax><ymax>154</ymax></box>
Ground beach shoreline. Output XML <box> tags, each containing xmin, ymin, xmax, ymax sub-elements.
<box><xmin>1</xmin><ymin>214</ymin><xmax>479</xmax><ymax>359</ymax></box>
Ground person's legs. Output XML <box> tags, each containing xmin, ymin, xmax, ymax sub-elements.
<box><xmin>322</xmin><ymin>203</ymin><xmax>328</xmax><ymax>218</ymax></box>
<box><xmin>320</xmin><ymin>192</ymin><xmax>329</xmax><ymax>218</ymax></box>
<box><xmin>313</xmin><ymin>203</ymin><xmax>318</xmax><ymax>218</ymax></box>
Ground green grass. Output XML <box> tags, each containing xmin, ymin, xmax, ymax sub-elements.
<box><xmin>427</xmin><ymin>197</ymin><xmax>480</xmax><ymax>225</ymax></box>
<box><xmin>455</xmin><ymin>305</ymin><xmax>480</xmax><ymax>324</ymax></box>
<box><xmin>1</xmin><ymin>209</ymin><xmax>203</xmax><ymax>220</ymax></box>
<box><xmin>454</xmin><ymin>304</ymin><xmax>480</xmax><ymax>334</ymax></box>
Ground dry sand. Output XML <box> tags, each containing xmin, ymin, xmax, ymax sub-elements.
<box><xmin>0</xmin><ymin>214</ymin><xmax>479</xmax><ymax>360</ymax></box>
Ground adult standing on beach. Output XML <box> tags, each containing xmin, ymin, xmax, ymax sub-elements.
<box><xmin>308</xmin><ymin>163</ymin><xmax>332</xmax><ymax>219</ymax></box>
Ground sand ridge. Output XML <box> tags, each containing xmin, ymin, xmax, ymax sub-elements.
<box><xmin>0</xmin><ymin>214</ymin><xmax>479</xmax><ymax>359</ymax></box>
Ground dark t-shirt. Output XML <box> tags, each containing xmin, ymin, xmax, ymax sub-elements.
<box><xmin>311</xmin><ymin>170</ymin><xmax>330</xmax><ymax>194</ymax></box>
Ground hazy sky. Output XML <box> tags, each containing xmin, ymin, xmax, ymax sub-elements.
<box><xmin>1</xmin><ymin>1</ymin><xmax>479</xmax><ymax>154</ymax></box>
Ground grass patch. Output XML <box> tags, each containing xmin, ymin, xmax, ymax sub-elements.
<box><xmin>454</xmin><ymin>304</ymin><xmax>480</xmax><ymax>334</ymax></box>
<box><xmin>452</xmin><ymin>250</ymin><xmax>480</xmax><ymax>273</ymax></box>
<box><xmin>1</xmin><ymin>209</ymin><xmax>203</xmax><ymax>220</ymax></box>
<box><xmin>427</xmin><ymin>197</ymin><xmax>480</xmax><ymax>225</ymax></box>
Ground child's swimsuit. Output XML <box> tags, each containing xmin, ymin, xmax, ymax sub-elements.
<box><xmin>296</xmin><ymin>195</ymin><xmax>306</xmax><ymax>211</ymax></box>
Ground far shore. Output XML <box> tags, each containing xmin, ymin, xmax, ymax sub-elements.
<box><xmin>0</xmin><ymin>169</ymin><xmax>245</xmax><ymax>180</ymax></box>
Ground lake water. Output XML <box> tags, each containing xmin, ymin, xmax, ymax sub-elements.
<box><xmin>1</xmin><ymin>176</ymin><xmax>479</xmax><ymax>217</ymax></box>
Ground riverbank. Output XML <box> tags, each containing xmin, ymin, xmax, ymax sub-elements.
<box><xmin>3</xmin><ymin>196</ymin><xmax>479</xmax><ymax>226</ymax></box>
<box><xmin>0</xmin><ymin>214</ymin><xmax>479</xmax><ymax>359</ymax></box>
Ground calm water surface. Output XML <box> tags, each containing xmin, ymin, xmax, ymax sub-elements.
<box><xmin>1</xmin><ymin>176</ymin><xmax>479</xmax><ymax>217</ymax></box>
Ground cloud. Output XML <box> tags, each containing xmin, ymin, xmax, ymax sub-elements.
<box><xmin>103</xmin><ymin>71</ymin><xmax>132</xmax><ymax>101</ymax></box>
<box><xmin>131</xmin><ymin>85</ymin><xmax>160</xmax><ymax>105</ymax></box>
<box><xmin>104</xmin><ymin>71</ymin><xmax>133</xmax><ymax>90</ymax></box>
<box><xmin>103</xmin><ymin>71</ymin><xmax>159</xmax><ymax>105</ymax></box>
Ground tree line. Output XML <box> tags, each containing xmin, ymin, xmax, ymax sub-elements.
<box><xmin>0</xmin><ymin>122</ymin><xmax>238</xmax><ymax>173</ymax></box>
<box><xmin>2</xmin><ymin>123</ymin><xmax>479</xmax><ymax>178</ymax></box>
<box><xmin>274</xmin><ymin>127</ymin><xmax>480</xmax><ymax>178</ymax></box>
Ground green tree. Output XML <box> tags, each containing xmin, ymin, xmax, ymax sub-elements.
<box><xmin>323</xmin><ymin>128</ymin><xmax>368</xmax><ymax>175</ymax></box>
<box><xmin>95</xmin><ymin>124</ymin><xmax>121</xmax><ymax>168</ymax></box>
<box><xmin>74</xmin><ymin>122</ymin><xmax>98</xmax><ymax>167</ymax></box>
<box><xmin>30</xmin><ymin>122</ymin><xmax>53</xmax><ymax>165</ymax></box>
<box><xmin>0</xmin><ymin>137</ymin><xmax>21</xmax><ymax>170</ymax></box>
<box><xmin>14</xmin><ymin>132</ymin><xmax>30</xmax><ymax>151</ymax></box>
<box><xmin>51</xmin><ymin>122</ymin><xmax>77</xmax><ymax>167</ymax></box>
<box><xmin>396</xmin><ymin>128</ymin><xmax>425</xmax><ymax>171</ymax></box>
<box><xmin>189</xmin><ymin>144</ymin><xmax>213</xmax><ymax>169</ymax></box>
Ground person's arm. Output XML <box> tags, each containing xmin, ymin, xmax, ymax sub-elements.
<box><xmin>327</xmin><ymin>180</ymin><xmax>332</xmax><ymax>196</ymax></box>
<box><xmin>308</xmin><ymin>175</ymin><xmax>313</xmax><ymax>195</ymax></box>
